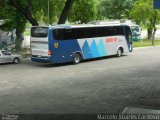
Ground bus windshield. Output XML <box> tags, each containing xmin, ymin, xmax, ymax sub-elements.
<box><xmin>31</xmin><ymin>27</ymin><xmax>48</xmax><ymax>38</ymax></box>
<box><xmin>131</xmin><ymin>26</ymin><xmax>140</xmax><ymax>32</ymax></box>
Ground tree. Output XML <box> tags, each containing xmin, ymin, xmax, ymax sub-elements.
<box><xmin>9</xmin><ymin>0</ymin><xmax>39</xmax><ymax>26</ymax></box>
<box><xmin>0</xmin><ymin>0</ymin><xmax>72</xmax><ymax>50</ymax></box>
<box><xmin>99</xmin><ymin>0</ymin><xmax>135</xmax><ymax>19</ymax></box>
<box><xmin>58</xmin><ymin>0</ymin><xmax>74</xmax><ymax>24</ymax></box>
<box><xmin>130</xmin><ymin>0</ymin><xmax>160</xmax><ymax>45</ymax></box>
<box><xmin>34</xmin><ymin>0</ymin><xmax>66</xmax><ymax>25</ymax></box>
<box><xmin>9</xmin><ymin>0</ymin><xmax>74</xmax><ymax>25</ymax></box>
<box><xmin>69</xmin><ymin>0</ymin><xmax>97</xmax><ymax>24</ymax></box>
<box><xmin>0</xmin><ymin>0</ymin><xmax>27</xmax><ymax>51</ymax></box>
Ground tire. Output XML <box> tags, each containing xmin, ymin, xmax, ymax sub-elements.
<box><xmin>13</xmin><ymin>58</ymin><xmax>20</xmax><ymax>64</ymax></box>
<box><xmin>117</xmin><ymin>48</ymin><xmax>122</xmax><ymax>57</ymax></box>
<box><xmin>73</xmin><ymin>53</ymin><xmax>81</xmax><ymax>64</ymax></box>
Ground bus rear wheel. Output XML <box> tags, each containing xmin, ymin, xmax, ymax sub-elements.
<box><xmin>73</xmin><ymin>53</ymin><xmax>81</xmax><ymax>64</ymax></box>
<box><xmin>117</xmin><ymin>48</ymin><xmax>123</xmax><ymax>57</ymax></box>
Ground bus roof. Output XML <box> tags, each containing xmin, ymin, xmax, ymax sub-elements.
<box><xmin>32</xmin><ymin>24</ymin><xmax>129</xmax><ymax>29</ymax></box>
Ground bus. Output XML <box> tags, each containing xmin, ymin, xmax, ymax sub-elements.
<box><xmin>30</xmin><ymin>24</ymin><xmax>133</xmax><ymax>64</ymax></box>
<box><xmin>130</xmin><ymin>25</ymin><xmax>141</xmax><ymax>41</ymax></box>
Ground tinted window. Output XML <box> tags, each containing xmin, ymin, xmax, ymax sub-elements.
<box><xmin>87</xmin><ymin>27</ymin><xmax>98</xmax><ymax>38</ymax></box>
<box><xmin>52</xmin><ymin>26</ymin><xmax>125</xmax><ymax>40</ymax></box>
<box><xmin>31</xmin><ymin>27</ymin><xmax>48</xmax><ymax>37</ymax></box>
<box><xmin>116</xmin><ymin>26</ymin><xmax>125</xmax><ymax>35</ymax></box>
<box><xmin>63</xmin><ymin>29</ymin><xmax>75</xmax><ymax>40</ymax></box>
<box><xmin>87</xmin><ymin>26</ymin><xmax>124</xmax><ymax>38</ymax></box>
<box><xmin>74</xmin><ymin>28</ymin><xmax>87</xmax><ymax>39</ymax></box>
<box><xmin>53</xmin><ymin>28</ymin><xmax>76</xmax><ymax>40</ymax></box>
<box><xmin>96</xmin><ymin>27</ymin><xmax>107</xmax><ymax>37</ymax></box>
<box><xmin>53</xmin><ymin>29</ymin><xmax>64</xmax><ymax>40</ymax></box>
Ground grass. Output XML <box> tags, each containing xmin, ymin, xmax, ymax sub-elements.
<box><xmin>133</xmin><ymin>39</ymin><xmax>160</xmax><ymax>48</ymax></box>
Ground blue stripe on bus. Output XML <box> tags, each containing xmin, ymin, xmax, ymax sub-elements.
<box><xmin>82</xmin><ymin>40</ymin><xmax>92</xmax><ymax>59</ymax></box>
<box><xmin>90</xmin><ymin>39</ymin><xmax>100</xmax><ymax>58</ymax></box>
<box><xmin>98</xmin><ymin>39</ymin><xmax>107</xmax><ymax>56</ymax></box>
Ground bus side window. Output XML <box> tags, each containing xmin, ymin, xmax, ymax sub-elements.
<box><xmin>63</xmin><ymin>29</ymin><xmax>75</xmax><ymax>40</ymax></box>
<box><xmin>109</xmin><ymin>26</ymin><xmax>124</xmax><ymax>36</ymax></box>
<box><xmin>96</xmin><ymin>27</ymin><xmax>107</xmax><ymax>37</ymax></box>
<box><xmin>53</xmin><ymin>29</ymin><xmax>64</xmax><ymax>40</ymax></box>
<box><xmin>87</xmin><ymin>27</ymin><xmax>97</xmax><ymax>38</ymax></box>
<box><xmin>107</xmin><ymin>27</ymin><xmax>118</xmax><ymax>36</ymax></box>
<box><xmin>74</xmin><ymin>28</ymin><xmax>87</xmax><ymax>39</ymax></box>
<box><xmin>117</xmin><ymin>26</ymin><xmax>125</xmax><ymax>35</ymax></box>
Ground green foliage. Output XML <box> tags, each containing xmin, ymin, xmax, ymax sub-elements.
<box><xmin>0</xmin><ymin>0</ymin><xmax>66</xmax><ymax>50</ymax></box>
<box><xmin>0</xmin><ymin>1</ymin><xmax>27</xmax><ymax>50</ymax></box>
<box><xmin>69</xmin><ymin>0</ymin><xmax>97</xmax><ymax>24</ymax></box>
<box><xmin>130</xmin><ymin>0</ymin><xmax>157</xmax><ymax>25</ymax></box>
<box><xmin>130</xmin><ymin>0</ymin><xmax>160</xmax><ymax>40</ymax></box>
<box><xmin>0</xmin><ymin>0</ymin><xmax>27</xmax><ymax>30</ymax></box>
<box><xmin>0</xmin><ymin>0</ymin><xmax>66</xmax><ymax>26</ymax></box>
<box><xmin>34</xmin><ymin>0</ymin><xmax>66</xmax><ymax>24</ymax></box>
<box><xmin>99</xmin><ymin>0</ymin><xmax>135</xmax><ymax>19</ymax></box>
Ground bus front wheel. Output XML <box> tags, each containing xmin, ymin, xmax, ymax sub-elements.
<box><xmin>73</xmin><ymin>53</ymin><xmax>81</xmax><ymax>64</ymax></box>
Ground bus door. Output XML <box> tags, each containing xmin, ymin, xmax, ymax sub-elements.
<box><xmin>125</xmin><ymin>26</ymin><xmax>133</xmax><ymax>52</ymax></box>
<box><xmin>52</xmin><ymin>28</ymin><xmax>77</xmax><ymax>63</ymax></box>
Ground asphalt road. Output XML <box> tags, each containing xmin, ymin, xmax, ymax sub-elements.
<box><xmin>0</xmin><ymin>46</ymin><xmax>160</xmax><ymax>115</ymax></box>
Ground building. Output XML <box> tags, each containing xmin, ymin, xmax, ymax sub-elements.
<box><xmin>0</xmin><ymin>20</ymin><xmax>16</xmax><ymax>49</ymax></box>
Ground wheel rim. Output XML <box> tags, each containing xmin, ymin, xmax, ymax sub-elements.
<box><xmin>75</xmin><ymin>55</ymin><xmax>80</xmax><ymax>63</ymax></box>
<box><xmin>14</xmin><ymin>59</ymin><xmax>19</xmax><ymax>63</ymax></box>
<box><xmin>117</xmin><ymin>49</ymin><xmax>122</xmax><ymax>57</ymax></box>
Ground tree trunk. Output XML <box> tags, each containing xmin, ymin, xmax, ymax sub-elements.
<box><xmin>152</xmin><ymin>28</ymin><xmax>156</xmax><ymax>46</ymax></box>
<box><xmin>152</xmin><ymin>10</ymin><xmax>157</xmax><ymax>46</ymax></box>
<box><xmin>58</xmin><ymin>0</ymin><xmax>74</xmax><ymax>24</ymax></box>
<box><xmin>147</xmin><ymin>28</ymin><xmax>152</xmax><ymax>40</ymax></box>
<box><xmin>9</xmin><ymin>0</ymin><xmax>39</xmax><ymax>26</ymax></box>
<box><xmin>15</xmin><ymin>30</ymin><xmax>23</xmax><ymax>51</ymax></box>
<box><xmin>15</xmin><ymin>22</ymin><xmax>26</xmax><ymax>51</ymax></box>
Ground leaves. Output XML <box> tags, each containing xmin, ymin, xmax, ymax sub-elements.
<box><xmin>130</xmin><ymin>0</ymin><xmax>160</xmax><ymax>26</ymax></box>
<box><xmin>130</xmin><ymin>0</ymin><xmax>160</xmax><ymax>40</ymax></box>
<box><xmin>69</xmin><ymin>0</ymin><xmax>97</xmax><ymax>24</ymax></box>
<box><xmin>99</xmin><ymin>0</ymin><xmax>135</xmax><ymax>19</ymax></box>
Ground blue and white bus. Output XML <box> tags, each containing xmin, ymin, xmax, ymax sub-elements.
<box><xmin>30</xmin><ymin>24</ymin><xmax>132</xmax><ymax>64</ymax></box>
<box><xmin>130</xmin><ymin>25</ymin><xmax>141</xmax><ymax>41</ymax></box>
